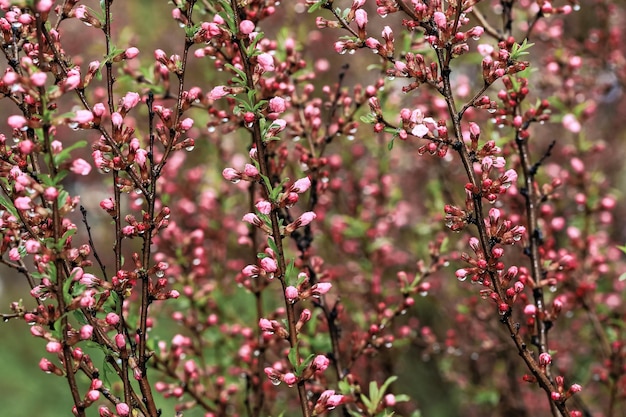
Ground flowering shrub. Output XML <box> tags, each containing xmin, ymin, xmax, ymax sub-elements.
<box><xmin>1</xmin><ymin>0</ymin><xmax>625</xmax><ymax>416</ymax></box>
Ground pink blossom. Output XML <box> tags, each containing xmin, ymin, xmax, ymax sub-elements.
<box><xmin>562</xmin><ymin>113</ymin><xmax>581</xmax><ymax>133</ymax></box>
<box><xmin>291</xmin><ymin>177</ymin><xmax>311</xmax><ymax>193</ymax></box>
<box><xmin>111</xmin><ymin>112</ymin><xmax>123</xmax><ymax>128</ymax></box>
<box><xmin>208</xmin><ymin>86</ymin><xmax>229</xmax><ymax>100</ymax></box>
<box><xmin>255</xmin><ymin>200</ymin><xmax>272</xmax><ymax>214</ymax></box>
<box><xmin>222</xmin><ymin>168</ymin><xmax>242</xmax><ymax>182</ymax></box>
<box><xmin>269</xmin><ymin>96</ymin><xmax>286</xmax><ymax>113</ymax></box>
<box><xmin>71</xmin><ymin>158</ymin><xmax>92</xmax><ymax>176</ymax></box>
<box><xmin>14</xmin><ymin>196</ymin><xmax>32</xmax><ymax>210</ymax></box>
<box><xmin>260</xmin><ymin>257</ymin><xmax>278</xmax><ymax>273</ymax></box>
<box><xmin>242</xmin><ymin>213</ymin><xmax>262</xmax><ymax>226</ymax></box>
<box><xmin>297</xmin><ymin>211</ymin><xmax>316</xmax><ymax>227</ymax></box>
<box><xmin>37</xmin><ymin>0</ymin><xmax>53</xmax><ymax>12</ymax></box>
<box><xmin>312</xmin><ymin>354</ymin><xmax>330</xmax><ymax>372</ymax></box>
<box><xmin>80</xmin><ymin>324</ymin><xmax>94</xmax><ymax>340</ymax></box>
<box><xmin>25</xmin><ymin>239</ymin><xmax>41</xmax><ymax>254</ymax></box>
<box><xmin>257</xmin><ymin>53</ymin><xmax>275</xmax><ymax>72</ymax></box>
<box><xmin>539</xmin><ymin>352</ymin><xmax>552</xmax><ymax>366</ymax></box>
<box><xmin>239</xmin><ymin>19</ymin><xmax>255</xmax><ymax>35</ymax></box>
<box><xmin>385</xmin><ymin>394</ymin><xmax>396</xmax><ymax>406</ymax></box>
<box><xmin>46</xmin><ymin>341</ymin><xmax>62</xmax><ymax>353</ymax></box>
<box><xmin>87</xmin><ymin>390</ymin><xmax>100</xmax><ymax>402</ymax></box>
<box><xmin>115</xmin><ymin>333</ymin><xmax>126</xmax><ymax>349</ymax></box>
<box><xmin>18</xmin><ymin>140</ymin><xmax>34</xmax><ymax>154</ymax></box>
<box><xmin>355</xmin><ymin>9</ymin><xmax>368</xmax><ymax>28</ymax></box>
<box><xmin>106</xmin><ymin>313</ymin><xmax>120</xmax><ymax>325</ymax></box>
<box><xmin>116</xmin><ymin>403</ymin><xmax>130</xmax><ymax>417</ymax></box>
<box><xmin>100</xmin><ymin>198</ymin><xmax>115</xmax><ymax>211</ymax></box>
<box><xmin>8</xmin><ymin>115</ymin><xmax>27</xmax><ymax>130</ymax></box>
<box><xmin>122</xmin><ymin>92</ymin><xmax>140</xmax><ymax>110</ymax></box>
<box><xmin>30</xmin><ymin>72</ymin><xmax>47</xmax><ymax>86</ymax></box>
<box><xmin>327</xmin><ymin>394</ymin><xmax>346</xmax><ymax>408</ymax></box>
<box><xmin>411</xmin><ymin>124</ymin><xmax>429</xmax><ymax>137</ymax></box>
<box><xmin>523</xmin><ymin>304</ymin><xmax>537</xmax><ymax>315</ymax></box>
<box><xmin>74</xmin><ymin>110</ymin><xmax>94</xmax><ymax>124</ymax></box>
<box><xmin>124</xmin><ymin>47</ymin><xmax>139</xmax><ymax>59</ymax></box>
<box><xmin>312</xmin><ymin>282</ymin><xmax>332</xmax><ymax>295</ymax></box>
<box><xmin>180</xmin><ymin>117</ymin><xmax>194</xmax><ymax>131</ymax></box>
<box><xmin>365</xmin><ymin>37</ymin><xmax>380</xmax><ymax>50</ymax></box>
<box><xmin>243</xmin><ymin>163</ymin><xmax>259</xmax><ymax>177</ymax></box>
<box><xmin>259</xmin><ymin>318</ymin><xmax>273</xmax><ymax>332</ymax></box>
<box><xmin>433</xmin><ymin>12</ymin><xmax>447</xmax><ymax>29</ymax></box>
<box><xmin>285</xmin><ymin>286</ymin><xmax>299</xmax><ymax>302</ymax></box>
<box><xmin>283</xmin><ymin>372</ymin><xmax>297</xmax><ymax>386</ymax></box>
<box><xmin>64</xmin><ymin>69</ymin><xmax>81</xmax><ymax>90</ymax></box>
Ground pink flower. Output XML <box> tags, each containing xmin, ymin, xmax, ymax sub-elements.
<box><xmin>296</xmin><ymin>211</ymin><xmax>316</xmax><ymax>227</ymax></box>
<box><xmin>222</xmin><ymin>167</ymin><xmax>242</xmax><ymax>182</ymax></box>
<box><xmin>25</xmin><ymin>239</ymin><xmax>41</xmax><ymax>254</ymax></box>
<box><xmin>111</xmin><ymin>112</ymin><xmax>123</xmax><ymax>127</ymax></box>
<box><xmin>46</xmin><ymin>341</ymin><xmax>62</xmax><ymax>353</ymax></box>
<box><xmin>122</xmin><ymin>92</ymin><xmax>140</xmax><ymax>110</ymax></box>
<box><xmin>257</xmin><ymin>53</ymin><xmax>275</xmax><ymax>72</ymax></box>
<box><xmin>116</xmin><ymin>403</ymin><xmax>130</xmax><ymax>417</ymax></box>
<box><xmin>411</xmin><ymin>124</ymin><xmax>429</xmax><ymax>137</ymax></box>
<box><xmin>208</xmin><ymin>86</ymin><xmax>229</xmax><ymax>100</ymax></box>
<box><xmin>74</xmin><ymin>110</ymin><xmax>94</xmax><ymax>124</ymax></box>
<box><xmin>365</xmin><ymin>37</ymin><xmax>380</xmax><ymax>50</ymax></box>
<box><xmin>64</xmin><ymin>69</ymin><xmax>81</xmax><ymax>90</ymax></box>
<box><xmin>259</xmin><ymin>318</ymin><xmax>273</xmax><ymax>332</ymax></box>
<box><xmin>8</xmin><ymin>115</ymin><xmax>27</xmax><ymax>130</ymax></box>
<box><xmin>312</xmin><ymin>354</ymin><xmax>330</xmax><ymax>372</ymax></box>
<box><xmin>242</xmin><ymin>213</ymin><xmax>262</xmax><ymax>226</ymax></box>
<box><xmin>106</xmin><ymin>313</ymin><xmax>120</xmax><ymax>325</ymax></box>
<box><xmin>180</xmin><ymin>117</ymin><xmax>194</xmax><ymax>131</ymax></box>
<box><xmin>355</xmin><ymin>9</ymin><xmax>368</xmax><ymax>28</ymax></box>
<box><xmin>124</xmin><ymin>47</ymin><xmax>139</xmax><ymax>59</ymax></box>
<box><xmin>562</xmin><ymin>113</ymin><xmax>581</xmax><ymax>133</ymax></box>
<box><xmin>243</xmin><ymin>163</ymin><xmax>259</xmax><ymax>177</ymax></box>
<box><xmin>433</xmin><ymin>11</ymin><xmax>447</xmax><ymax>28</ymax></box>
<box><xmin>30</xmin><ymin>72</ymin><xmax>47</xmax><ymax>86</ymax></box>
<box><xmin>260</xmin><ymin>257</ymin><xmax>278</xmax><ymax>273</ymax></box>
<box><xmin>312</xmin><ymin>282</ymin><xmax>332</xmax><ymax>295</ymax></box>
<box><xmin>239</xmin><ymin>19</ymin><xmax>255</xmax><ymax>35</ymax></box>
<box><xmin>283</xmin><ymin>372</ymin><xmax>297</xmax><ymax>386</ymax></box>
<box><xmin>115</xmin><ymin>333</ymin><xmax>126</xmax><ymax>349</ymax></box>
<box><xmin>385</xmin><ymin>394</ymin><xmax>396</xmax><ymax>406</ymax></box>
<box><xmin>523</xmin><ymin>304</ymin><xmax>537</xmax><ymax>315</ymax></box>
<box><xmin>80</xmin><ymin>324</ymin><xmax>94</xmax><ymax>340</ymax></box>
<box><xmin>291</xmin><ymin>177</ymin><xmax>311</xmax><ymax>193</ymax></box>
<box><xmin>539</xmin><ymin>352</ymin><xmax>552</xmax><ymax>366</ymax></box>
<box><xmin>14</xmin><ymin>196</ymin><xmax>32</xmax><ymax>210</ymax></box>
<box><xmin>87</xmin><ymin>390</ymin><xmax>100</xmax><ymax>402</ymax></box>
<box><xmin>37</xmin><ymin>0</ymin><xmax>53</xmax><ymax>12</ymax></box>
<box><xmin>269</xmin><ymin>96</ymin><xmax>286</xmax><ymax>113</ymax></box>
<box><xmin>285</xmin><ymin>286</ymin><xmax>299</xmax><ymax>302</ymax></box>
<box><xmin>71</xmin><ymin>158</ymin><xmax>92</xmax><ymax>176</ymax></box>
<box><xmin>255</xmin><ymin>200</ymin><xmax>272</xmax><ymax>214</ymax></box>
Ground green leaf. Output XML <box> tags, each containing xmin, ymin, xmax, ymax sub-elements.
<box><xmin>295</xmin><ymin>353</ymin><xmax>315</xmax><ymax>376</ymax></box>
<box><xmin>0</xmin><ymin>192</ymin><xmax>19</xmax><ymax>219</ymax></box>
<box><xmin>307</xmin><ymin>0</ymin><xmax>327</xmax><ymax>13</ymax></box>
<box><xmin>267</xmin><ymin>237</ymin><xmax>279</xmax><ymax>256</ymax></box>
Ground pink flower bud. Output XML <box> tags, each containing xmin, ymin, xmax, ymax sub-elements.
<box><xmin>124</xmin><ymin>47</ymin><xmax>139</xmax><ymax>59</ymax></box>
<box><xmin>8</xmin><ymin>115</ymin><xmax>27</xmax><ymax>130</ymax></box>
<box><xmin>260</xmin><ymin>257</ymin><xmax>278</xmax><ymax>273</ymax></box>
<box><xmin>257</xmin><ymin>53</ymin><xmax>275</xmax><ymax>72</ymax></box>
<box><xmin>106</xmin><ymin>312</ymin><xmax>120</xmax><ymax>325</ymax></box>
<box><xmin>312</xmin><ymin>282</ymin><xmax>332</xmax><ymax>295</ymax></box>
<box><xmin>208</xmin><ymin>86</ymin><xmax>229</xmax><ymax>100</ymax></box>
<box><xmin>115</xmin><ymin>333</ymin><xmax>126</xmax><ymax>349</ymax></box>
<box><xmin>269</xmin><ymin>96</ymin><xmax>286</xmax><ymax>113</ymax></box>
<box><xmin>243</xmin><ymin>164</ymin><xmax>259</xmax><ymax>177</ymax></box>
<box><xmin>80</xmin><ymin>324</ymin><xmax>94</xmax><ymax>340</ymax></box>
<box><xmin>297</xmin><ymin>211</ymin><xmax>316</xmax><ymax>227</ymax></box>
<box><xmin>355</xmin><ymin>9</ymin><xmax>368</xmax><ymax>28</ymax></box>
<box><xmin>523</xmin><ymin>304</ymin><xmax>536</xmax><ymax>315</ymax></box>
<box><xmin>71</xmin><ymin>158</ymin><xmax>92</xmax><ymax>176</ymax></box>
<box><xmin>46</xmin><ymin>341</ymin><xmax>62</xmax><ymax>353</ymax></box>
<box><xmin>539</xmin><ymin>352</ymin><xmax>552</xmax><ymax>366</ymax></box>
<box><xmin>14</xmin><ymin>196</ymin><xmax>32</xmax><ymax>210</ymax></box>
<box><xmin>242</xmin><ymin>213</ymin><xmax>262</xmax><ymax>227</ymax></box>
<box><xmin>255</xmin><ymin>200</ymin><xmax>272</xmax><ymax>215</ymax></box>
<box><xmin>433</xmin><ymin>11</ymin><xmax>447</xmax><ymax>28</ymax></box>
<box><xmin>116</xmin><ymin>403</ymin><xmax>130</xmax><ymax>417</ymax></box>
<box><xmin>312</xmin><ymin>354</ymin><xmax>330</xmax><ymax>372</ymax></box>
<box><xmin>285</xmin><ymin>286</ymin><xmax>299</xmax><ymax>302</ymax></box>
<box><xmin>283</xmin><ymin>372</ymin><xmax>297</xmax><ymax>386</ymax></box>
<box><xmin>291</xmin><ymin>177</ymin><xmax>311</xmax><ymax>193</ymax></box>
<box><xmin>239</xmin><ymin>19</ymin><xmax>255</xmax><ymax>35</ymax></box>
